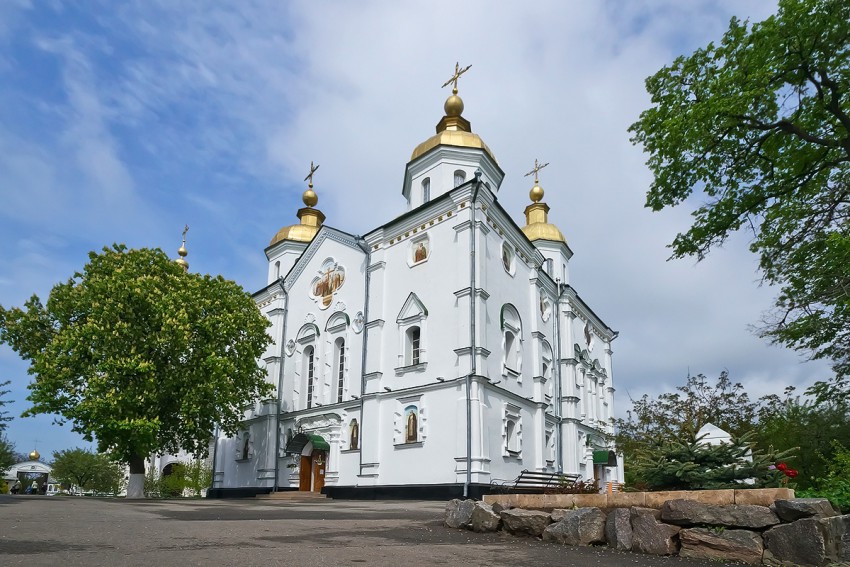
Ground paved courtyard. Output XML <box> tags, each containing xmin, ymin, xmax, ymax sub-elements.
<box><xmin>1</xmin><ymin>495</ymin><xmax>747</xmax><ymax>566</ymax></box>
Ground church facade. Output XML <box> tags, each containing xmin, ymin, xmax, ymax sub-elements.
<box><xmin>210</xmin><ymin>77</ymin><xmax>622</xmax><ymax>499</ymax></box>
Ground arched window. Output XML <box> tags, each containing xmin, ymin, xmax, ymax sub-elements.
<box><xmin>407</xmin><ymin>326</ymin><xmax>421</xmax><ymax>366</ymax></box>
<box><xmin>422</xmin><ymin>177</ymin><xmax>430</xmax><ymax>203</ymax></box>
<box><xmin>335</xmin><ymin>338</ymin><xmax>345</xmax><ymax>403</ymax></box>
<box><xmin>405</xmin><ymin>406</ymin><xmax>418</xmax><ymax>443</ymax></box>
<box><xmin>349</xmin><ymin>419</ymin><xmax>359</xmax><ymax>450</ymax></box>
<box><xmin>274</xmin><ymin>260</ymin><xmax>281</xmax><ymax>279</ymax></box>
<box><xmin>501</xmin><ymin>304</ymin><xmax>522</xmax><ymax>376</ymax></box>
<box><xmin>506</xmin><ymin>420</ymin><xmax>518</xmax><ymax>453</ymax></box>
<box><xmin>241</xmin><ymin>433</ymin><xmax>250</xmax><ymax>460</ymax></box>
<box><xmin>454</xmin><ymin>170</ymin><xmax>466</xmax><ymax>187</ymax></box>
<box><xmin>304</xmin><ymin>346</ymin><xmax>315</xmax><ymax>409</ymax></box>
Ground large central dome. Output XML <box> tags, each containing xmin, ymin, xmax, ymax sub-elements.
<box><xmin>409</xmin><ymin>90</ymin><xmax>496</xmax><ymax>163</ymax></box>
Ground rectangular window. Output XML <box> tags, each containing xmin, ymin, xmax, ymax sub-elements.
<box><xmin>306</xmin><ymin>349</ymin><xmax>315</xmax><ymax>409</ymax></box>
<box><xmin>336</xmin><ymin>343</ymin><xmax>345</xmax><ymax>403</ymax></box>
<box><xmin>411</xmin><ymin>329</ymin><xmax>421</xmax><ymax>365</ymax></box>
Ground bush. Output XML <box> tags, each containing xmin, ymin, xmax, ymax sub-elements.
<box><xmin>797</xmin><ymin>440</ymin><xmax>850</xmax><ymax>512</ymax></box>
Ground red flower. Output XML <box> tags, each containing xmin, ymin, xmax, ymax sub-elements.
<box><xmin>777</xmin><ymin>463</ymin><xmax>788</xmax><ymax>471</ymax></box>
<box><xmin>786</xmin><ymin>469</ymin><xmax>798</xmax><ymax>478</ymax></box>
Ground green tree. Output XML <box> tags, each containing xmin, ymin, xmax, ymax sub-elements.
<box><xmin>614</xmin><ymin>371</ymin><xmax>760</xmax><ymax>459</ymax></box>
<box><xmin>0</xmin><ymin>379</ymin><xmax>12</xmax><ymax>434</ymax></box>
<box><xmin>183</xmin><ymin>457</ymin><xmax>213</xmax><ymax>497</ymax></box>
<box><xmin>0</xmin><ymin>245</ymin><xmax>273</xmax><ymax>498</ymax></box>
<box><xmin>51</xmin><ymin>447</ymin><xmax>123</xmax><ymax>494</ymax></box>
<box><xmin>0</xmin><ymin>435</ymin><xmax>15</xmax><ymax>472</ymax></box>
<box><xmin>629</xmin><ymin>0</ymin><xmax>850</xmax><ymax>382</ymax></box>
<box><xmin>630</xmin><ymin>431</ymin><xmax>791</xmax><ymax>491</ymax></box>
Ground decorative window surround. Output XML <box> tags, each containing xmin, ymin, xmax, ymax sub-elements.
<box><xmin>503</xmin><ymin>403</ymin><xmax>522</xmax><ymax>458</ymax></box>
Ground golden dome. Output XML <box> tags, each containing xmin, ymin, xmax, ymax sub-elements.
<box><xmin>29</xmin><ymin>449</ymin><xmax>40</xmax><ymax>461</ymax></box>
<box><xmin>175</xmin><ymin>225</ymin><xmax>189</xmax><ymax>271</ymax></box>
<box><xmin>522</xmin><ymin>216</ymin><xmax>566</xmax><ymax>243</ymax></box>
<box><xmin>270</xmin><ymin>221</ymin><xmax>321</xmax><ymax>246</ymax></box>
<box><xmin>522</xmin><ymin>182</ymin><xmax>566</xmax><ymax>243</ymax></box>
<box><xmin>270</xmin><ymin>163</ymin><xmax>326</xmax><ymax>247</ymax></box>
<box><xmin>410</xmin><ymin>70</ymin><xmax>497</xmax><ymax>163</ymax></box>
<box><xmin>411</xmin><ymin>129</ymin><xmax>496</xmax><ymax>162</ymax></box>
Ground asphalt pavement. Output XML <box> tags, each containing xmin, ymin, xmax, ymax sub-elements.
<box><xmin>0</xmin><ymin>494</ymin><xmax>747</xmax><ymax>566</ymax></box>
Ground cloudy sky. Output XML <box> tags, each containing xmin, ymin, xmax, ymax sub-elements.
<box><xmin>0</xmin><ymin>0</ymin><xmax>832</xmax><ymax>460</ymax></box>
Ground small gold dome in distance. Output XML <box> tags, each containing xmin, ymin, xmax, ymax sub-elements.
<box><xmin>29</xmin><ymin>450</ymin><xmax>40</xmax><ymax>461</ymax></box>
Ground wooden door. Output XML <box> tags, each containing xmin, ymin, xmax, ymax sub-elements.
<box><xmin>299</xmin><ymin>455</ymin><xmax>312</xmax><ymax>491</ymax></box>
<box><xmin>311</xmin><ymin>451</ymin><xmax>326</xmax><ymax>493</ymax></box>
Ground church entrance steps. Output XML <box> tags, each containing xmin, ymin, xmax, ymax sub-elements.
<box><xmin>255</xmin><ymin>490</ymin><xmax>328</xmax><ymax>501</ymax></box>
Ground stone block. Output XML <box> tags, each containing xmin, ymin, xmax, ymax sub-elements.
<box><xmin>572</xmin><ymin>493</ymin><xmax>608</xmax><ymax>508</ymax></box>
<box><xmin>773</xmin><ymin>498</ymin><xmax>839</xmax><ymax>522</ymax></box>
<box><xmin>631</xmin><ymin>507</ymin><xmax>680</xmax><ymax>555</ymax></box>
<box><xmin>734</xmin><ymin>487</ymin><xmax>794</xmax><ymax>506</ymax></box>
<box><xmin>661</xmin><ymin>499</ymin><xmax>779</xmax><ymax>529</ymax></box>
<box><xmin>764</xmin><ymin>518</ymin><xmax>828</xmax><ymax>566</ymax></box>
<box><xmin>542</xmin><ymin>493</ymin><xmax>575</xmax><ymax>509</ymax></box>
<box><xmin>608</xmin><ymin>492</ymin><xmax>645</xmax><ymax>509</ymax></box>
<box><xmin>542</xmin><ymin>507</ymin><xmax>606</xmax><ymax>546</ymax></box>
<box><xmin>645</xmin><ymin>489</ymin><xmax>734</xmax><ymax>508</ymax></box>
<box><xmin>444</xmin><ymin>499</ymin><xmax>475</xmax><ymax>528</ymax></box>
<box><xmin>605</xmin><ymin>507</ymin><xmax>632</xmax><ymax>551</ymax></box>
<box><xmin>470</xmin><ymin>501</ymin><xmax>501</xmax><ymax>533</ymax></box>
<box><xmin>500</xmin><ymin>508</ymin><xmax>552</xmax><ymax>537</ymax></box>
<box><xmin>679</xmin><ymin>527</ymin><xmax>764</xmax><ymax>564</ymax></box>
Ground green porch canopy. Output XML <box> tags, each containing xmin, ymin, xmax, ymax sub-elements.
<box><xmin>284</xmin><ymin>433</ymin><xmax>330</xmax><ymax>455</ymax></box>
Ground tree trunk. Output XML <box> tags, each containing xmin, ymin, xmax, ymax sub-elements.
<box><xmin>126</xmin><ymin>454</ymin><xmax>145</xmax><ymax>499</ymax></box>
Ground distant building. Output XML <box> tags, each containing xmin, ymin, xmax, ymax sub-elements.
<box><xmin>209</xmin><ymin>74</ymin><xmax>622</xmax><ymax>498</ymax></box>
<box><xmin>3</xmin><ymin>450</ymin><xmax>60</xmax><ymax>495</ymax></box>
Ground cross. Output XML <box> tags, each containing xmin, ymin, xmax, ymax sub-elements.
<box><xmin>182</xmin><ymin>224</ymin><xmax>189</xmax><ymax>241</ymax></box>
<box><xmin>524</xmin><ymin>158</ymin><xmax>550</xmax><ymax>184</ymax></box>
<box><xmin>441</xmin><ymin>62</ymin><xmax>472</xmax><ymax>94</ymax></box>
<box><xmin>304</xmin><ymin>161</ymin><xmax>320</xmax><ymax>188</ymax></box>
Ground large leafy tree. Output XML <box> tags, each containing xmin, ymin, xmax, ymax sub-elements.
<box><xmin>0</xmin><ymin>245</ymin><xmax>273</xmax><ymax>497</ymax></box>
<box><xmin>629</xmin><ymin>0</ymin><xmax>850</xmax><ymax>383</ymax></box>
<box><xmin>51</xmin><ymin>448</ymin><xmax>125</xmax><ymax>495</ymax></box>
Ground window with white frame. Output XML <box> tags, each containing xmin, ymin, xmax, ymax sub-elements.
<box><xmin>422</xmin><ymin>177</ymin><xmax>430</xmax><ymax>203</ymax></box>
<box><xmin>304</xmin><ymin>346</ymin><xmax>315</xmax><ymax>409</ymax></box>
<box><xmin>454</xmin><ymin>169</ymin><xmax>466</xmax><ymax>187</ymax></box>
<box><xmin>335</xmin><ymin>337</ymin><xmax>345</xmax><ymax>403</ymax></box>
<box><xmin>501</xmin><ymin>304</ymin><xmax>522</xmax><ymax>377</ymax></box>
<box><xmin>541</xmin><ymin>341</ymin><xmax>554</xmax><ymax>400</ymax></box>
<box><xmin>545</xmin><ymin>427</ymin><xmax>555</xmax><ymax>463</ymax></box>
<box><xmin>396</xmin><ymin>293</ymin><xmax>428</xmax><ymax>374</ymax></box>
<box><xmin>503</xmin><ymin>403</ymin><xmax>522</xmax><ymax>456</ymax></box>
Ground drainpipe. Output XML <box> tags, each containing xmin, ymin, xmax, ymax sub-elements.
<box><xmin>466</xmin><ymin>171</ymin><xmax>482</xmax><ymax>498</ymax></box>
<box><xmin>355</xmin><ymin>238</ymin><xmax>372</xmax><ymax>476</ymax></box>
<box><xmin>210</xmin><ymin>423</ymin><xmax>219</xmax><ymax>494</ymax></box>
<box><xmin>553</xmin><ymin>279</ymin><xmax>564</xmax><ymax>473</ymax></box>
<box><xmin>273</xmin><ymin>279</ymin><xmax>289</xmax><ymax>492</ymax></box>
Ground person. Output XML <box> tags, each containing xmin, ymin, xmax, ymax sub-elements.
<box><xmin>10</xmin><ymin>480</ymin><xmax>21</xmax><ymax>494</ymax></box>
<box><xmin>30</xmin><ymin>480</ymin><xmax>38</xmax><ymax>495</ymax></box>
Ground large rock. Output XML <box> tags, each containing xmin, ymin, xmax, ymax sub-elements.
<box><xmin>500</xmin><ymin>508</ymin><xmax>552</xmax><ymax>537</ymax></box>
<box><xmin>773</xmin><ymin>498</ymin><xmax>838</xmax><ymax>522</ymax></box>
<box><xmin>679</xmin><ymin>527</ymin><xmax>764</xmax><ymax>565</ymax></box>
<box><xmin>631</xmin><ymin>507</ymin><xmax>681</xmax><ymax>556</ymax></box>
<box><xmin>764</xmin><ymin>514</ymin><xmax>850</xmax><ymax>566</ymax></box>
<box><xmin>444</xmin><ymin>499</ymin><xmax>475</xmax><ymax>529</ymax></box>
<box><xmin>661</xmin><ymin>499</ymin><xmax>779</xmax><ymax>529</ymax></box>
<box><xmin>605</xmin><ymin>507</ymin><xmax>633</xmax><ymax>551</ymax></box>
<box><xmin>542</xmin><ymin>507</ymin><xmax>606</xmax><ymax>546</ymax></box>
<box><xmin>470</xmin><ymin>501</ymin><xmax>501</xmax><ymax>533</ymax></box>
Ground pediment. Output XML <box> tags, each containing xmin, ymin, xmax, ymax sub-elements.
<box><xmin>396</xmin><ymin>292</ymin><xmax>428</xmax><ymax>324</ymax></box>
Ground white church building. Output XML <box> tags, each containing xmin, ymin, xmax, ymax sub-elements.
<box><xmin>209</xmin><ymin>73</ymin><xmax>622</xmax><ymax>499</ymax></box>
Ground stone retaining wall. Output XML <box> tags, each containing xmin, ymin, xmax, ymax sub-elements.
<box><xmin>483</xmin><ymin>487</ymin><xmax>795</xmax><ymax>510</ymax></box>
<box><xmin>447</xmin><ymin>495</ymin><xmax>850</xmax><ymax>566</ymax></box>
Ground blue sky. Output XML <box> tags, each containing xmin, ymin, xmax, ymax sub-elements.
<box><xmin>0</xmin><ymin>0</ymin><xmax>831</xmax><ymax>460</ymax></box>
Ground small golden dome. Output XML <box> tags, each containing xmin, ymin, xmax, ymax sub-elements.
<box><xmin>29</xmin><ymin>450</ymin><xmax>40</xmax><ymax>461</ymax></box>
<box><xmin>302</xmin><ymin>188</ymin><xmax>318</xmax><ymax>207</ymax></box>
<box><xmin>411</xmin><ymin>130</ymin><xmax>496</xmax><ymax>162</ymax></box>
<box><xmin>444</xmin><ymin>94</ymin><xmax>464</xmax><ymax>117</ymax></box>
<box><xmin>522</xmin><ymin>220</ymin><xmax>566</xmax><ymax>243</ymax></box>
<box><xmin>530</xmin><ymin>184</ymin><xmax>544</xmax><ymax>203</ymax></box>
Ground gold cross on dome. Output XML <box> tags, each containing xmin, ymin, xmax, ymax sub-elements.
<box><xmin>524</xmin><ymin>159</ymin><xmax>550</xmax><ymax>184</ymax></box>
<box><xmin>304</xmin><ymin>161</ymin><xmax>320</xmax><ymax>188</ymax></box>
<box><xmin>182</xmin><ymin>224</ymin><xmax>189</xmax><ymax>240</ymax></box>
<box><xmin>441</xmin><ymin>62</ymin><xmax>472</xmax><ymax>94</ymax></box>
